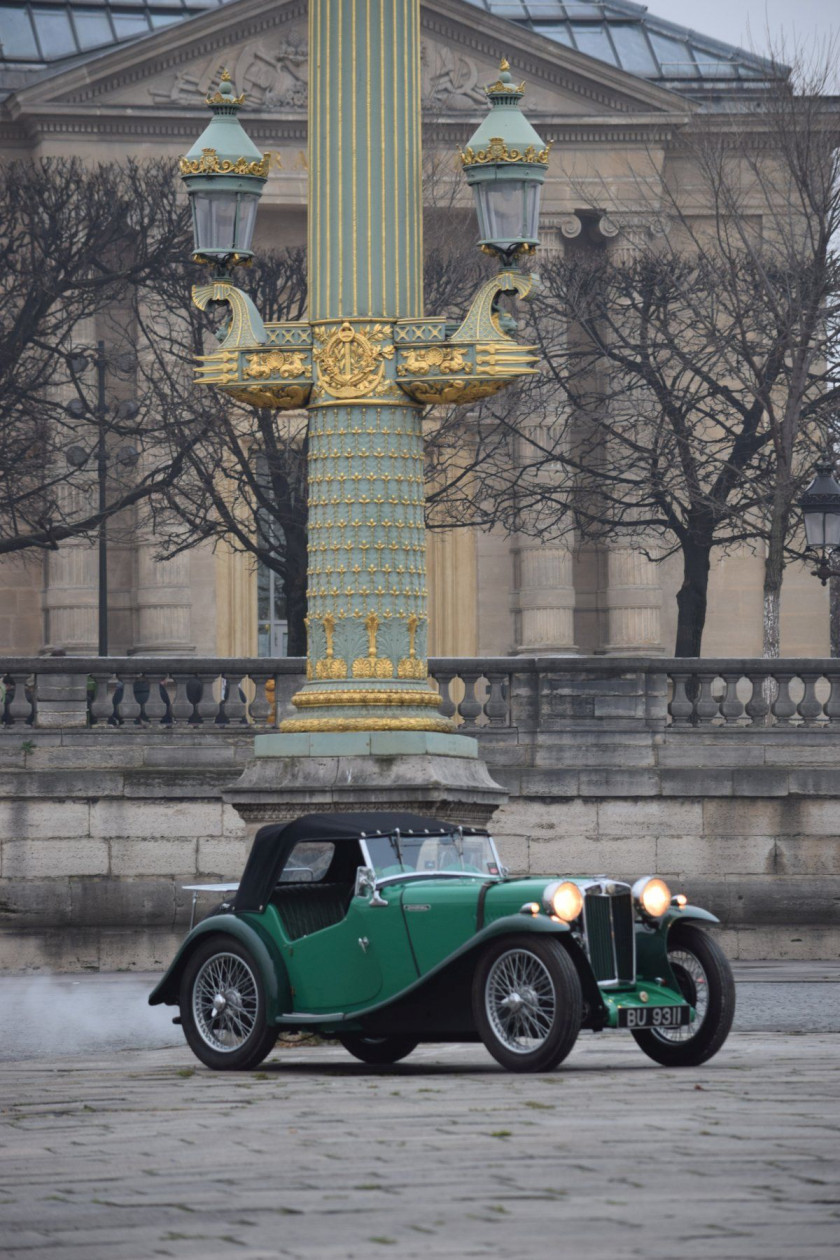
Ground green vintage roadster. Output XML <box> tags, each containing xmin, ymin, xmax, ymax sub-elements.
<box><xmin>149</xmin><ymin>811</ymin><xmax>735</xmax><ymax>1073</ymax></box>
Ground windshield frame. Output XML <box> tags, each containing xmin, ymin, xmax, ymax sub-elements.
<box><xmin>358</xmin><ymin>830</ymin><xmax>505</xmax><ymax>885</ymax></box>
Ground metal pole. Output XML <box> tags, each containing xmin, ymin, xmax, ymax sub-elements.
<box><xmin>95</xmin><ymin>339</ymin><xmax>108</xmax><ymax>657</ymax></box>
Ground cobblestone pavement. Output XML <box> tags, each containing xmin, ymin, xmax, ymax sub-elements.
<box><xmin>1</xmin><ymin>1030</ymin><xmax>838</xmax><ymax>1260</ymax></box>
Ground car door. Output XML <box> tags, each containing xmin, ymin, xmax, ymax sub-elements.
<box><xmin>285</xmin><ymin>898</ymin><xmax>384</xmax><ymax>1012</ymax></box>
<box><xmin>401</xmin><ymin>879</ymin><xmax>484</xmax><ymax>975</ymax></box>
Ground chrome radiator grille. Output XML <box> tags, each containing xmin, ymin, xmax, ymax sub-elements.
<box><xmin>583</xmin><ymin>887</ymin><xmax>635</xmax><ymax>985</ymax></box>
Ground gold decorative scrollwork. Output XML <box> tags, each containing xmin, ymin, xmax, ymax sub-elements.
<box><xmin>291</xmin><ymin>688</ymin><xmax>442</xmax><ymax>709</ymax></box>
<box><xmin>180</xmin><ymin>147</ymin><xmax>270</xmax><ymax>177</ymax></box>
<box><xmin>226</xmin><ymin>383</ymin><xmax>311</xmax><ymax>409</ymax></box>
<box><xmin>397</xmin><ymin>346</ymin><xmax>471</xmax><ymax>377</ymax></box>
<box><xmin>244</xmin><ymin>350</ymin><xmax>308</xmax><ymax>379</ymax></box>
<box><xmin>313</xmin><ymin>321</ymin><xmax>395</xmax><ymax>399</ymax></box>
<box><xmin>459</xmin><ymin>137</ymin><xmax>550</xmax><ymax>168</ymax></box>
<box><xmin>406</xmin><ymin>379</ymin><xmax>507</xmax><ymax>406</ymax></box>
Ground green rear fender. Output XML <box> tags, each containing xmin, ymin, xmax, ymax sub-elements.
<box><xmin>148</xmin><ymin>914</ymin><xmax>291</xmax><ymax>1021</ymax></box>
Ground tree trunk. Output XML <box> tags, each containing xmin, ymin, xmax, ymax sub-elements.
<box><xmin>674</xmin><ymin>542</ymin><xmax>711</xmax><ymax>657</ymax></box>
<box><xmin>285</xmin><ymin>574</ymin><xmax>308</xmax><ymax>656</ymax></box>
<box><xmin>762</xmin><ymin>504</ymin><xmax>788</xmax><ymax>658</ymax></box>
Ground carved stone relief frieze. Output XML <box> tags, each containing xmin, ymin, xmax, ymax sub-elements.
<box><xmin>420</xmin><ymin>42</ymin><xmax>489</xmax><ymax>111</ymax></box>
<box><xmin>146</xmin><ymin>30</ymin><xmax>309</xmax><ymax>111</ymax></box>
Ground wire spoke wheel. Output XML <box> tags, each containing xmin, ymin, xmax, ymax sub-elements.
<box><xmin>631</xmin><ymin>924</ymin><xmax>735</xmax><ymax>1068</ymax></box>
<box><xmin>193</xmin><ymin>952</ymin><xmax>259</xmax><ymax>1052</ymax></box>
<box><xmin>487</xmin><ymin>950</ymin><xmax>556</xmax><ymax>1053</ymax></box>
<box><xmin>179</xmin><ymin>936</ymin><xmax>278</xmax><ymax>1071</ymax></box>
<box><xmin>473</xmin><ymin>935</ymin><xmax>582</xmax><ymax>1073</ymax></box>
<box><xmin>650</xmin><ymin>949</ymin><xmax>709</xmax><ymax>1044</ymax></box>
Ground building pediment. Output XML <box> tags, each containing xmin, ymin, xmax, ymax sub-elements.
<box><xmin>3</xmin><ymin>0</ymin><xmax>691</xmax><ymax>150</ymax></box>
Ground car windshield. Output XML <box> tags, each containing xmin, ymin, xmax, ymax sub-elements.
<box><xmin>363</xmin><ymin>832</ymin><xmax>502</xmax><ymax>879</ymax></box>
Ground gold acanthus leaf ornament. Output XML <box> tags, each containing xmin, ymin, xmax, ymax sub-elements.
<box><xmin>179</xmin><ymin>147</ymin><xmax>270</xmax><ymax>177</ymax></box>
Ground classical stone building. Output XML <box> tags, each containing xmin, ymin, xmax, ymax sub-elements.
<box><xmin>0</xmin><ymin>0</ymin><xmax>829</xmax><ymax>658</ymax></box>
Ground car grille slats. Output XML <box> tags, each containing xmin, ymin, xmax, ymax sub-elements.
<box><xmin>583</xmin><ymin>887</ymin><xmax>635</xmax><ymax>985</ymax></box>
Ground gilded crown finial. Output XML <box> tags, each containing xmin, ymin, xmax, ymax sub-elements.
<box><xmin>485</xmin><ymin>57</ymin><xmax>525</xmax><ymax>97</ymax></box>
<box><xmin>205</xmin><ymin>69</ymin><xmax>246</xmax><ymax>108</ymax></box>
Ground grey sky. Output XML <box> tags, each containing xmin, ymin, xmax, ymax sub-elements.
<box><xmin>646</xmin><ymin>0</ymin><xmax>838</xmax><ymax>62</ymax></box>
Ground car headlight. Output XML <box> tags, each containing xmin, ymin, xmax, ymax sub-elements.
<box><xmin>632</xmin><ymin>876</ymin><xmax>671</xmax><ymax>918</ymax></box>
<box><xmin>545</xmin><ymin>881</ymin><xmax>584</xmax><ymax>922</ymax></box>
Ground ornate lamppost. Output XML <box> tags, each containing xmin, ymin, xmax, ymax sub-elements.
<box><xmin>800</xmin><ymin>455</ymin><xmax>840</xmax><ymax>586</ymax></box>
<box><xmin>180</xmin><ymin>7</ymin><xmax>547</xmax><ymax>749</ymax></box>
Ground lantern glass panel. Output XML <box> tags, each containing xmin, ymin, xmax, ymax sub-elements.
<box><xmin>208</xmin><ymin>194</ymin><xmax>238</xmax><ymax>252</ymax></box>
<box><xmin>807</xmin><ymin>508</ymin><xmax>840</xmax><ymax>550</ymax></box>
<box><xmin>478</xmin><ymin>179</ymin><xmax>526</xmax><ymax>246</ymax></box>
<box><xmin>234</xmin><ymin>194</ymin><xmax>260</xmax><ymax>253</ymax></box>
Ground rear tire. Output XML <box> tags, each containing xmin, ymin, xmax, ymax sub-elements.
<box><xmin>179</xmin><ymin>936</ymin><xmax>277</xmax><ymax>1071</ymax></box>
<box><xmin>337</xmin><ymin>1034</ymin><xmax>418</xmax><ymax>1065</ymax></box>
<box><xmin>472</xmin><ymin>935</ymin><xmax>582</xmax><ymax>1072</ymax></box>
<box><xmin>631</xmin><ymin>924</ymin><xmax>735</xmax><ymax>1067</ymax></box>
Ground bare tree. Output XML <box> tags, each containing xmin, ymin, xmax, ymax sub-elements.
<box><xmin>0</xmin><ymin>158</ymin><xmax>197</xmax><ymax>557</ymax></box>
<box><xmin>423</xmin><ymin>65</ymin><xmax>840</xmax><ymax>657</ymax></box>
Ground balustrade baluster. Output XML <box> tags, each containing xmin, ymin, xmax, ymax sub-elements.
<box><xmin>484</xmin><ymin>672</ymin><xmax>510</xmax><ymax>727</ymax></box>
<box><xmin>248</xmin><ymin>675</ymin><xmax>271</xmax><ymax>726</ymax></box>
<box><xmin>89</xmin><ymin>671</ymin><xmax>115</xmax><ymax>725</ymax></box>
<box><xmin>825</xmin><ymin>674</ymin><xmax>840</xmax><ymax>724</ymax></box>
<box><xmin>458</xmin><ymin>672</ymin><xmax>484</xmax><ymax>728</ymax></box>
<box><xmin>668</xmin><ymin>672</ymin><xmax>695</xmax><ymax>725</ymax></box>
<box><xmin>695</xmin><ymin>675</ymin><xmax>721</xmax><ymax>725</ymax></box>
<box><xmin>435</xmin><ymin>674</ymin><xmax>457</xmax><ymax>722</ymax></box>
<box><xmin>195</xmin><ymin>673</ymin><xmax>222</xmax><ymax>725</ymax></box>
<box><xmin>771</xmin><ymin>672</ymin><xmax>798</xmax><ymax>725</ymax></box>
<box><xmin>798</xmin><ymin>672</ymin><xmax>824</xmax><ymax>725</ymax></box>
<box><xmin>119</xmin><ymin>675</ymin><xmax>142</xmax><ymax>724</ymax></box>
<box><xmin>721</xmin><ymin>672</ymin><xmax>745</xmax><ymax>724</ymax></box>
<box><xmin>144</xmin><ymin>675</ymin><xmax>169</xmax><ymax>725</ymax></box>
<box><xmin>744</xmin><ymin>671</ymin><xmax>770</xmax><ymax>725</ymax></box>
<box><xmin>222</xmin><ymin>673</ymin><xmax>248</xmax><ymax>725</ymax></box>
<box><xmin>171</xmin><ymin>674</ymin><xmax>195</xmax><ymax>725</ymax></box>
<box><xmin>6</xmin><ymin>673</ymin><xmax>33</xmax><ymax>725</ymax></box>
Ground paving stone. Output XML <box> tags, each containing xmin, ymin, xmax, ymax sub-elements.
<box><xmin>0</xmin><ymin>1034</ymin><xmax>837</xmax><ymax>1260</ymax></box>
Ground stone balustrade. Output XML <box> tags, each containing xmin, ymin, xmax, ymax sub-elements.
<box><xmin>3</xmin><ymin>654</ymin><xmax>840</xmax><ymax>970</ymax></box>
<box><xmin>5</xmin><ymin>655</ymin><xmax>840</xmax><ymax>731</ymax></box>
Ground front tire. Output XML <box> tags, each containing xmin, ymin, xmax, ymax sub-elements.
<box><xmin>472</xmin><ymin>935</ymin><xmax>582</xmax><ymax>1072</ymax></box>
<box><xmin>338</xmin><ymin>1034</ymin><xmax>418</xmax><ymax>1065</ymax></box>
<box><xmin>179</xmin><ymin>936</ymin><xmax>277</xmax><ymax>1071</ymax></box>
<box><xmin>632</xmin><ymin>924</ymin><xmax>735</xmax><ymax>1067</ymax></box>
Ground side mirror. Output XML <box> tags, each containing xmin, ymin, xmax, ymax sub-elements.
<box><xmin>354</xmin><ymin>866</ymin><xmax>389</xmax><ymax>906</ymax></box>
<box><xmin>354</xmin><ymin>866</ymin><xmax>376</xmax><ymax>898</ymax></box>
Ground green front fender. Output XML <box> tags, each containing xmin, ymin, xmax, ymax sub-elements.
<box><xmin>663</xmin><ymin>905</ymin><xmax>720</xmax><ymax>929</ymax></box>
<box><xmin>148</xmin><ymin>914</ymin><xmax>290</xmax><ymax>1022</ymax></box>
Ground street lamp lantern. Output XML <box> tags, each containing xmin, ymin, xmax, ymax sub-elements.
<box><xmin>800</xmin><ymin>455</ymin><xmax>840</xmax><ymax>585</ymax></box>
<box><xmin>179</xmin><ymin>71</ymin><xmax>269</xmax><ymax>269</ymax></box>
<box><xmin>460</xmin><ymin>59</ymin><xmax>550</xmax><ymax>266</ymax></box>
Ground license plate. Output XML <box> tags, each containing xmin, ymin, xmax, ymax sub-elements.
<box><xmin>619</xmin><ymin>1005</ymin><xmax>691</xmax><ymax>1029</ymax></box>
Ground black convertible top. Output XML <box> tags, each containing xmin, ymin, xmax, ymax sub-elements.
<box><xmin>233</xmin><ymin>811</ymin><xmax>487</xmax><ymax>912</ymax></box>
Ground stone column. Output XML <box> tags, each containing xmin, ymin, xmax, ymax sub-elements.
<box><xmin>43</xmin><ymin>532</ymin><xmax>98</xmax><ymax>654</ymax></box>
<box><xmin>603</xmin><ymin>545</ymin><xmax>663</xmax><ymax>655</ymax></box>
<box><xmin>131</xmin><ymin>541</ymin><xmax>195</xmax><ymax>655</ymax></box>
<box><xmin>512</xmin><ymin>541</ymin><xmax>577</xmax><ymax>653</ymax></box>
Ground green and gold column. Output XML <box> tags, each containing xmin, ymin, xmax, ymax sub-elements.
<box><xmin>287</xmin><ymin>0</ymin><xmax>445</xmax><ymax>732</ymax></box>
<box><xmin>183</xmin><ymin>4</ymin><xmax>545</xmax><ymax>750</ymax></box>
